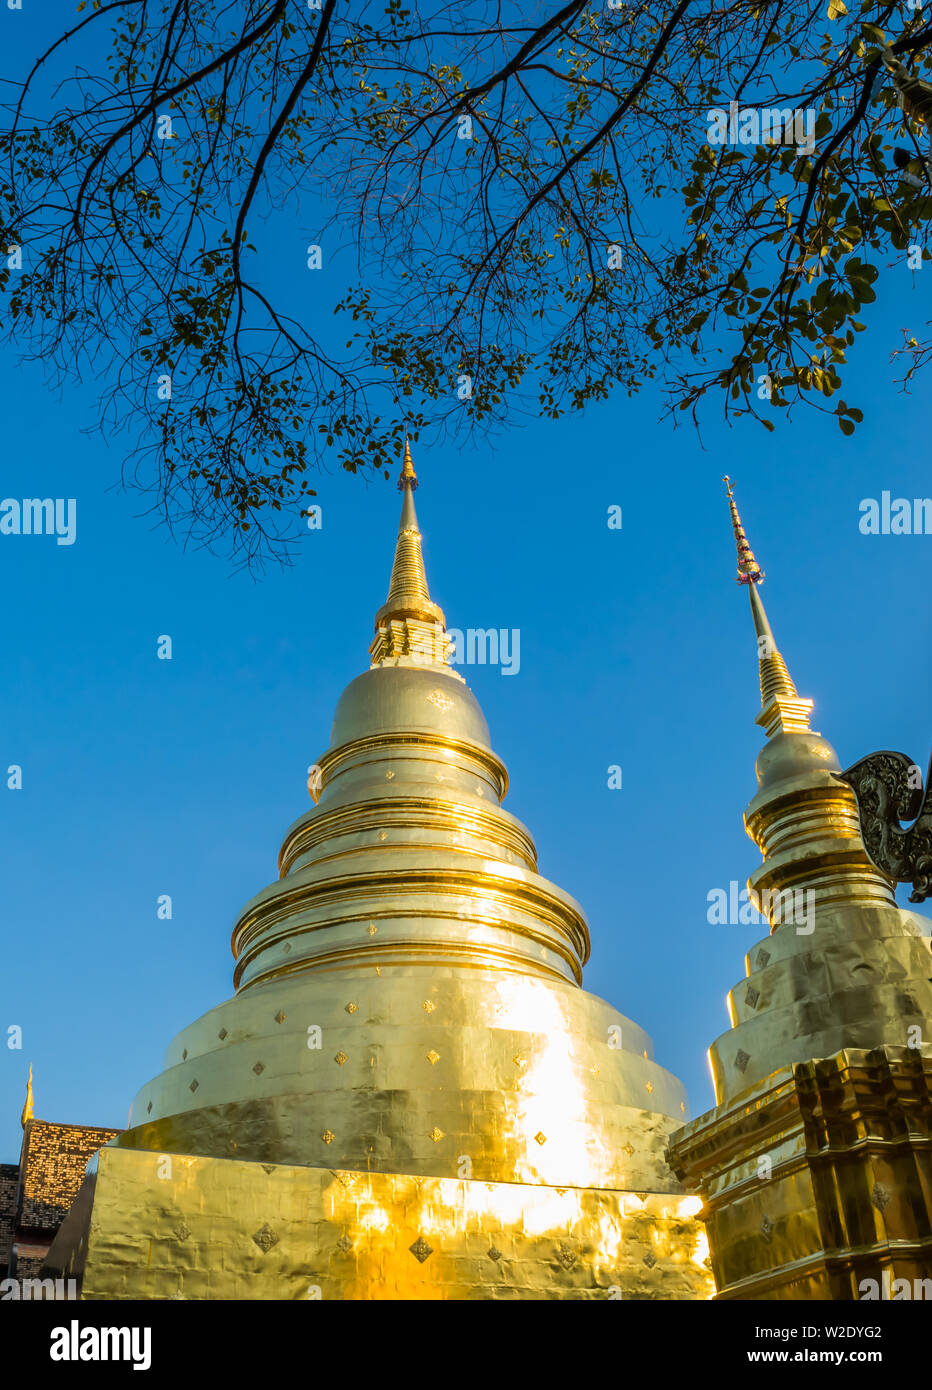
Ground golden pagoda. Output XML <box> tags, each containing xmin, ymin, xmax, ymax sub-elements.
<box><xmin>667</xmin><ymin>479</ymin><xmax>932</xmax><ymax>1299</ymax></box>
<box><xmin>47</xmin><ymin>446</ymin><xmax>711</xmax><ymax>1300</ymax></box>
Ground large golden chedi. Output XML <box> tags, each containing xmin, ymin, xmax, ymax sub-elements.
<box><xmin>49</xmin><ymin>447</ymin><xmax>711</xmax><ymax>1300</ymax></box>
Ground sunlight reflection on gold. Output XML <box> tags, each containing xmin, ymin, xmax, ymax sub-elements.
<box><xmin>491</xmin><ymin>977</ymin><xmax>597</xmax><ymax>1185</ymax></box>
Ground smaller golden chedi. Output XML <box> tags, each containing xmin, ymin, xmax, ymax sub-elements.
<box><xmin>667</xmin><ymin>479</ymin><xmax>932</xmax><ymax>1300</ymax></box>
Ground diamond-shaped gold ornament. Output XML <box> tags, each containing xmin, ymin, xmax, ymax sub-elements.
<box><xmin>252</xmin><ymin>1224</ymin><xmax>278</xmax><ymax>1253</ymax></box>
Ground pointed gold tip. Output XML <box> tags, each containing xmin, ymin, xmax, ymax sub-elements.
<box><xmin>723</xmin><ymin>476</ymin><xmax>764</xmax><ymax>585</ymax></box>
<box><xmin>399</xmin><ymin>433</ymin><xmax>418</xmax><ymax>491</ymax></box>
<box><xmin>723</xmin><ymin>478</ymin><xmax>813</xmax><ymax>738</ymax></box>
<box><xmin>21</xmin><ymin>1061</ymin><xmax>34</xmax><ymax>1128</ymax></box>
<box><xmin>370</xmin><ymin>439</ymin><xmax>453</xmax><ymax>671</ymax></box>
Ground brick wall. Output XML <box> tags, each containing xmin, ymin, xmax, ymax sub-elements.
<box><xmin>19</xmin><ymin>1121</ymin><xmax>121</xmax><ymax>1231</ymax></box>
<box><xmin>9</xmin><ymin>1120</ymin><xmax>121</xmax><ymax>1276</ymax></box>
<box><xmin>0</xmin><ymin>1163</ymin><xmax>19</xmax><ymax>1274</ymax></box>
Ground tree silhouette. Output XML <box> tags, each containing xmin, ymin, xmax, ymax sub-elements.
<box><xmin>2</xmin><ymin>0</ymin><xmax>930</xmax><ymax>563</ymax></box>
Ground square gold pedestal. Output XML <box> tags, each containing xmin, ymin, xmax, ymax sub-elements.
<box><xmin>46</xmin><ymin>1146</ymin><xmax>713</xmax><ymax>1300</ymax></box>
<box><xmin>668</xmin><ymin>1047</ymin><xmax>932</xmax><ymax>1299</ymax></box>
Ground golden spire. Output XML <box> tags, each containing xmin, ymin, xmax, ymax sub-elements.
<box><xmin>723</xmin><ymin>476</ymin><xmax>813</xmax><ymax>738</ymax></box>
<box><xmin>21</xmin><ymin>1062</ymin><xmax>34</xmax><ymax>1128</ymax></box>
<box><xmin>724</xmin><ymin>474</ymin><xmax>764</xmax><ymax>585</ymax></box>
<box><xmin>369</xmin><ymin>438</ymin><xmax>453</xmax><ymax>670</ymax></box>
<box><xmin>386</xmin><ymin>435</ymin><xmax>429</xmax><ymax>610</ymax></box>
<box><xmin>399</xmin><ymin>431</ymin><xmax>418</xmax><ymax>491</ymax></box>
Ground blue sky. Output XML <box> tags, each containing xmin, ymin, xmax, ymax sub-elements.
<box><xmin>3</xmin><ymin>311</ymin><xmax>930</xmax><ymax>1162</ymax></box>
<box><xmin>1</xmin><ymin>4</ymin><xmax>931</xmax><ymax>1162</ymax></box>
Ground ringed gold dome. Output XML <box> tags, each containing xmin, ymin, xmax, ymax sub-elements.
<box><xmin>53</xmin><ymin>444</ymin><xmax>712</xmax><ymax>1301</ymax></box>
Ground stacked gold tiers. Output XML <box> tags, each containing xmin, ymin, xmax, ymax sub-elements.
<box><xmin>667</xmin><ymin>483</ymin><xmax>932</xmax><ymax>1299</ymax></box>
<box><xmin>710</xmin><ymin>726</ymin><xmax>932</xmax><ymax>1109</ymax></box>
<box><xmin>48</xmin><ymin>449</ymin><xmax>711</xmax><ymax>1300</ymax></box>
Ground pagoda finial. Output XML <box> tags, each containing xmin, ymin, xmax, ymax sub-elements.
<box><xmin>724</xmin><ymin>475</ymin><xmax>764</xmax><ymax>584</ymax></box>
<box><xmin>369</xmin><ymin>440</ymin><xmax>456</xmax><ymax>673</ymax></box>
<box><xmin>399</xmin><ymin>431</ymin><xmax>418</xmax><ymax>491</ymax></box>
<box><xmin>722</xmin><ymin>477</ymin><xmax>813</xmax><ymax>738</ymax></box>
<box><xmin>21</xmin><ymin>1062</ymin><xmax>34</xmax><ymax>1128</ymax></box>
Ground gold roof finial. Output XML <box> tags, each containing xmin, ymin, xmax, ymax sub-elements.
<box><xmin>722</xmin><ymin>477</ymin><xmax>813</xmax><ymax>738</ymax></box>
<box><xmin>399</xmin><ymin>431</ymin><xmax>418</xmax><ymax>491</ymax></box>
<box><xmin>21</xmin><ymin>1062</ymin><xmax>34</xmax><ymax>1128</ymax></box>
<box><xmin>369</xmin><ymin>438</ymin><xmax>454</xmax><ymax>672</ymax></box>
<box><xmin>723</xmin><ymin>475</ymin><xmax>764</xmax><ymax>584</ymax></box>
